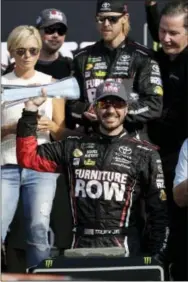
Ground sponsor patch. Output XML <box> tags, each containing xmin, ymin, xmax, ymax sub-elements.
<box><xmin>120</xmin><ymin>54</ymin><xmax>131</xmax><ymax>62</ymax></box>
<box><xmin>160</xmin><ymin>189</ymin><xmax>167</xmax><ymax>201</ymax></box>
<box><xmin>88</xmin><ymin>56</ymin><xmax>102</xmax><ymax>63</ymax></box>
<box><xmin>152</xmin><ymin>64</ymin><xmax>160</xmax><ymax>73</ymax></box>
<box><xmin>85</xmin><ymin>71</ymin><xmax>91</xmax><ymax>78</ymax></box>
<box><xmin>86</xmin><ymin>63</ymin><xmax>93</xmax><ymax>70</ymax></box>
<box><xmin>158</xmin><ymin>164</ymin><xmax>163</xmax><ymax>174</ymax></box>
<box><xmin>73</xmin><ymin>148</ymin><xmax>83</xmax><ymax>157</ymax></box>
<box><xmin>84</xmin><ymin>159</ymin><xmax>96</xmax><ymax>166</ymax></box>
<box><xmin>73</xmin><ymin>158</ymin><xmax>80</xmax><ymax>166</ymax></box>
<box><xmin>154</xmin><ymin>86</ymin><xmax>163</xmax><ymax>96</ymax></box>
<box><xmin>156</xmin><ymin>179</ymin><xmax>165</xmax><ymax>189</ymax></box>
<box><xmin>94</xmin><ymin>70</ymin><xmax>106</xmax><ymax>77</ymax></box>
<box><xmin>119</xmin><ymin>146</ymin><xmax>132</xmax><ymax>156</ymax></box>
<box><xmin>150</xmin><ymin>76</ymin><xmax>162</xmax><ymax>85</ymax></box>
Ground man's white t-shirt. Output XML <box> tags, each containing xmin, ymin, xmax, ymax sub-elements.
<box><xmin>173</xmin><ymin>139</ymin><xmax>188</xmax><ymax>187</ymax></box>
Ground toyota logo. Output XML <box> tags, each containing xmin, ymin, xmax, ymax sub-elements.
<box><xmin>119</xmin><ymin>146</ymin><xmax>132</xmax><ymax>155</ymax></box>
<box><xmin>102</xmin><ymin>2</ymin><xmax>110</xmax><ymax>8</ymax></box>
<box><xmin>120</xmin><ymin>55</ymin><xmax>130</xmax><ymax>62</ymax></box>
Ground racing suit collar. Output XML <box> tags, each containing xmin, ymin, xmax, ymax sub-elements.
<box><xmin>101</xmin><ymin>37</ymin><xmax>127</xmax><ymax>51</ymax></box>
<box><xmin>98</xmin><ymin>128</ymin><xmax>127</xmax><ymax>143</ymax></box>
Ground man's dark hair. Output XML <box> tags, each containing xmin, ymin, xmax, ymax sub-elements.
<box><xmin>160</xmin><ymin>1</ymin><xmax>188</xmax><ymax>30</ymax></box>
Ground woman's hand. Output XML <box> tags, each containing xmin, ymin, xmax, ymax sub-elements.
<box><xmin>37</xmin><ymin>116</ymin><xmax>57</xmax><ymax>133</ymax></box>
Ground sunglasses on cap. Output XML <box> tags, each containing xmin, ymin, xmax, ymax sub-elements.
<box><xmin>15</xmin><ymin>47</ymin><xmax>40</xmax><ymax>57</ymax></box>
<box><xmin>96</xmin><ymin>14</ymin><xmax>124</xmax><ymax>24</ymax></box>
<box><xmin>44</xmin><ymin>25</ymin><xmax>67</xmax><ymax>36</ymax></box>
<box><xmin>96</xmin><ymin>99</ymin><xmax>127</xmax><ymax>109</ymax></box>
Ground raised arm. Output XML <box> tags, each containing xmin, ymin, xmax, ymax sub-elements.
<box><xmin>145</xmin><ymin>0</ymin><xmax>160</xmax><ymax>43</ymax></box>
<box><xmin>16</xmin><ymin>92</ymin><xmax>66</xmax><ymax>173</ymax></box>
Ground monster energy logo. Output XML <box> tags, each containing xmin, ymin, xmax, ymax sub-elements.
<box><xmin>45</xmin><ymin>259</ymin><xmax>53</xmax><ymax>268</ymax></box>
<box><xmin>144</xmin><ymin>257</ymin><xmax>152</xmax><ymax>265</ymax></box>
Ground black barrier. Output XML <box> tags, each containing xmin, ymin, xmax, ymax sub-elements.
<box><xmin>30</xmin><ymin>256</ymin><xmax>165</xmax><ymax>281</ymax></box>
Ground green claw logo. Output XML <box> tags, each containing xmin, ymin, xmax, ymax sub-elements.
<box><xmin>45</xmin><ymin>259</ymin><xmax>53</xmax><ymax>268</ymax></box>
<box><xmin>144</xmin><ymin>257</ymin><xmax>151</xmax><ymax>264</ymax></box>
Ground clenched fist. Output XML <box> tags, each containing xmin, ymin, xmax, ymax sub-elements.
<box><xmin>25</xmin><ymin>88</ymin><xmax>47</xmax><ymax>112</ymax></box>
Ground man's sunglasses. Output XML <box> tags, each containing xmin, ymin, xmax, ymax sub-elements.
<box><xmin>44</xmin><ymin>26</ymin><xmax>67</xmax><ymax>36</ymax></box>
<box><xmin>15</xmin><ymin>47</ymin><xmax>40</xmax><ymax>57</ymax></box>
<box><xmin>96</xmin><ymin>14</ymin><xmax>124</xmax><ymax>24</ymax></box>
<box><xmin>96</xmin><ymin>99</ymin><xmax>127</xmax><ymax>109</ymax></box>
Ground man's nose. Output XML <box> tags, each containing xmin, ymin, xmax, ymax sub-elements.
<box><xmin>106</xmin><ymin>105</ymin><xmax>116</xmax><ymax>112</ymax></box>
<box><xmin>103</xmin><ymin>19</ymin><xmax>110</xmax><ymax>26</ymax></box>
<box><xmin>163</xmin><ymin>33</ymin><xmax>171</xmax><ymax>42</ymax></box>
<box><xmin>52</xmin><ymin>32</ymin><xmax>59</xmax><ymax>37</ymax></box>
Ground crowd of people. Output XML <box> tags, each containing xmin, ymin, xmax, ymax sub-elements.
<box><xmin>1</xmin><ymin>0</ymin><xmax>188</xmax><ymax>280</ymax></box>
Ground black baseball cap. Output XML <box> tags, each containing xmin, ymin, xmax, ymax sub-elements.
<box><xmin>95</xmin><ymin>80</ymin><xmax>131</xmax><ymax>103</ymax></box>
<box><xmin>96</xmin><ymin>0</ymin><xmax>128</xmax><ymax>14</ymax></box>
<box><xmin>36</xmin><ymin>8</ymin><xmax>67</xmax><ymax>29</ymax></box>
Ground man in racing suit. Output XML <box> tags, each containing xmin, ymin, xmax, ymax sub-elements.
<box><xmin>16</xmin><ymin>80</ymin><xmax>169</xmax><ymax>259</ymax></box>
<box><xmin>66</xmin><ymin>0</ymin><xmax>163</xmax><ymax>139</ymax></box>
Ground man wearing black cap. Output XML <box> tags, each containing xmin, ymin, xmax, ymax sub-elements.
<box><xmin>67</xmin><ymin>0</ymin><xmax>163</xmax><ymax>140</ymax></box>
<box><xmin>16</xmin><ymin>81</ymin><xmax>168</xmax><ymax>257</ymax></box>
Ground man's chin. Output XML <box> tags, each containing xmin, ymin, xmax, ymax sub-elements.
<box><xmin>162</xmin><ymin>46</ymin><xmax>178</xmax><ymax>55</ymax></box>
<box><xmin>44</xmin><ymin>44</ymin><xmax>61</xmax><ymax>54</ymax></box>
<box><xmin>101</xmin><ymin>122</ymin><xmax>119</xmax><ymax>131</ymax></box>
<box><xmin>102</xmin><ymin>34</ymin><xmax>113</xmax><ymax>42</ymax></box>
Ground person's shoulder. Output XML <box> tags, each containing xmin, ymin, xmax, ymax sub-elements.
<box><xmin>35</xmin><ymin>70</ymin><xmax>52</xmax><ymax>82</ymax></box>
<box><xmin>74</xmin><ymin>42</ymin><xmax>100</xmax><ymax>59</ymax></box>
<box><xmin>127</xmin><ymin>38</ymin><xmax>155</xmax><ymax>58</ymax></box>
<box><xmin>1</xmin><ymin>71</ymin><xmax>15</xmax><ymax>83</ymax></box>
<box><xmin>58</xmin><ymin>54</ymin><xmax>73</xmax><ymax>65</ymax></box>
<box><xmin>126</xmin><ymin>137</ymin><xmax>159</xmax><ymax>153</ymax></box>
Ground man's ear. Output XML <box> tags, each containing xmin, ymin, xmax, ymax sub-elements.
<box><xmin>123</xmin><ymin>13</ymin><xmax>129</xmax><ymax>23</ymax></box>
<box><xmin>93</xmin><ymin>103</ymin><xmax>97</xmax><ymax>114</ymax></box>
<box><xmin>124</xmin><ymin>104</ymin><xmax>129</xmax><ymax>115</ymax></box>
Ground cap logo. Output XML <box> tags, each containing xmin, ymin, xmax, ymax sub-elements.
<box><xmin>123</xmin><ymin>4</ymin><xmax>128</xmax><ymax>13</ymax></box>
<box><xmin>49</xmin><ymin>10</ymin><xmax>63</xmax><ymax>21</ymax></box>
<box><xmin>100</xmin><ymin>2</ymin><xmax>111</xmax><ymax>11</ymax></box>
<box><xmin>103</xmin><ymin>82</ymin><xmax>119</xmax><ymax>93</ymax></box>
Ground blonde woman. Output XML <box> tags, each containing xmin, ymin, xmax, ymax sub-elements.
<box><xmin>1</xmin><ymin>25</ymin><xmax>65</xmax><ymax>268</ymax></box>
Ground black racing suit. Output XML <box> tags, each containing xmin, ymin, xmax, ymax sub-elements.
<box><xmin>66</xmin><ymin>38</ymin><xmax>163</xmax><ymax>138</ymax></box>
<box><xmin>16</xmin><ymin>110</ymin><xmax>169</xmax><ymax>258</ymax></box>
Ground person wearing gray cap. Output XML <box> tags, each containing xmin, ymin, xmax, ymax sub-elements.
<box><xmin>36</xmin><ymin>8</ymin><xmax>68</xmax><ymax>57</ymax></box>
<box><xmin>35</xmin><ymin>8</ymin><xmax>73</xmax><ymax>75</ymax></box>
<box><xmin>16</xmin><ymin>80</ymin><xmax>169</xmax><ymax>260</ymax></box>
